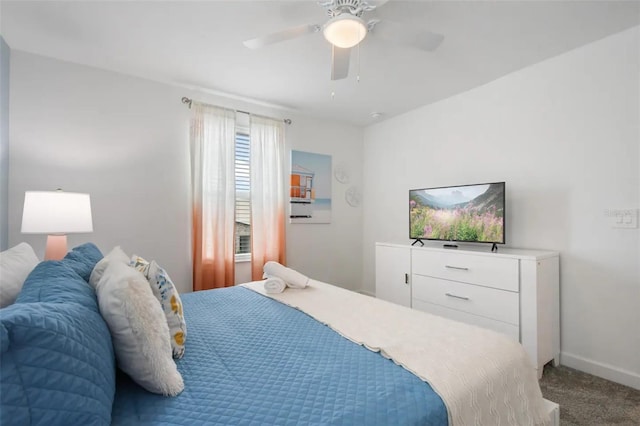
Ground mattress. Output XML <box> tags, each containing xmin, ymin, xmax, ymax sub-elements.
<box><xmin>111</xmin><ymin>286</ymin><xmax>448</xmax><ymax>425</ymax></box>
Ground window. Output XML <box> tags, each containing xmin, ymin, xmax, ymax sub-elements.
<box><xmin>235</xmin><ymin>132</ymin><xmax>251</xmax><ymax>257</ymax></box>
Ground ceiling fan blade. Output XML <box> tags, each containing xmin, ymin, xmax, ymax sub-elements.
<box><xmin>369</xmin><ymin>20</ymin><xmax>444</xmax><ymax>51</ymax></box>
<box><xmin>243</xmin><ymin>24</ymin><xmax>320</xmax><ymax>49</ymax></box>
<box><xmin>331</xmin><ymin>46</ymin><xmax>351</xmax><ymax>80</ymax></box>
<box><xmin>365</xmin><ymin>0</ymin><xmax>390</xmax><ymax>9</ymax></box>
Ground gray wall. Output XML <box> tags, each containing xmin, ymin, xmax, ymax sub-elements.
<box><xmin>9</xmin><ymin>51</ymin><xmax>364</xmax><ymax>292</ymax></box>
<box><xmin>0</xmin><ymin>37</ymin><xmax>9</xmax><ymax>251</ymax></box>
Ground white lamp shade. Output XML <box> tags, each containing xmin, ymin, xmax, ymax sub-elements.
<box><xmin>21</xmin><ymin>191</ymin><xmax>93</xmax><ymax>234</ymax></box>
<box><xmin>323</xmin><ymin>15</ymin><xmax>367</xmax><ymax>49</ymax></box>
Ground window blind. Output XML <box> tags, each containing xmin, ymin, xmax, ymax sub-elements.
<box><xmin>235</xmin><ymin>132</ymin><xmax>251</xmax><ymax>254</ymax></box>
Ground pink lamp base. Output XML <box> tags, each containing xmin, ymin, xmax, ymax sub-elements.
<box><xmin>44</xmin><ymin>235</ymin><xmax>68</xmax><ymax>260</ymax></box>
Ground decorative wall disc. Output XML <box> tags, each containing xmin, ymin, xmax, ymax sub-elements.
<box><xmin>345</xmin><ymin>186</ymin><xmax>361</xmax><ymax>207</ymax></box>
<box><xmin>334</xmin><ymin>164</ymin><xmax>350</xmax><ymax>184</ymax></box>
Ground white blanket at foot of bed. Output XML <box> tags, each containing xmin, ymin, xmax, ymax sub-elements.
<box><xmin>243</xmin><ymin>280</ymin><xmax>550</xmax><ymax>426</ymax></box>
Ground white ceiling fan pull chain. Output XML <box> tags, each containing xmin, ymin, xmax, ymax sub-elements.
<box><xmin>357</xmin><ymin>28</ymin><xmax>361</xmax><ymax>83</ymax></box>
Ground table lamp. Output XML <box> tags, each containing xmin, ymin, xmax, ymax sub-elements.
<box><xmin>21</xmin><ymin>190</ymin><xmax>93</xmax><ymax>260</ymax></box>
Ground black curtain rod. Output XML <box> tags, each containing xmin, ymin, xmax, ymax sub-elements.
<box><xmin>181</xmin><ymin>97</ymin><xmax>292</xmax><ymax>125</ymax></box>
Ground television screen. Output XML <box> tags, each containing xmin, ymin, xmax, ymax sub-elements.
<box><xmin>409</xmin><ymin>182</ymin><xmax>505</xmax><ymax>244</ymax></box>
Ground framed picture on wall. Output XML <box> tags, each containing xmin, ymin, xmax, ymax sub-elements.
<box><xmin>290</xmin><ymin>150</ymin><xmax>331</xmax><ymax>224</ymax></box>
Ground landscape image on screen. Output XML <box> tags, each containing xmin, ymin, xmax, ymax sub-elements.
<box><xmin>410</xmin><ymin>182</ymin><xmax>505</xmax><ymax>243</ymax></box>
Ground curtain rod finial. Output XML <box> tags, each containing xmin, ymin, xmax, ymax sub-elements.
<box><xmin>181</xmin><ymin>97</ymin><xmax>193</xmax><ymax>108</ymax></box>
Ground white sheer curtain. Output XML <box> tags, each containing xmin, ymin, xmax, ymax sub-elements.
<box><xmin>191</xmin><ymin>103</ymin><xmax>236</xmax><ymax>290</ymax></box>
<box><xmin>249</xmin><ymin>116</ymin><xmax>286</xmax><ymax>280</ymax></box>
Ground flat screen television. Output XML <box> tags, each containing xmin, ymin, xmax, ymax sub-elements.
<box><xmin>409</xmin><ymin>182</ymin><xmax>505</xmax><ymax>246</ymax></box>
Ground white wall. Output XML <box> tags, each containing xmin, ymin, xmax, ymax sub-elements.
<box><xmin>9</xmin><ymin>51</ymin><xmax>192</xmax><ymax>288</ymax></box>
<box><xmin>285</xmin><ymin>117</ymin><xmax>363</xmax><ymax>290</ymax></box>
<box><xmin>9</xmin><ymin>51</ymin><xmax>363</xmax><ymax>293</ymax></box>
<box><xmin>0</xmin><ymin>37</ymin><xmax>10</xmax><ymax>251</ymax></box>
<box><xmin>362</xmin><ymin>27</ymin><xmax>639</xmax><ymax>388</ymax></box>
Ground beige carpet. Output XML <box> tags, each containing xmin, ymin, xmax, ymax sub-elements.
<box><xmin>539</xmin><ymin>365</ymin><xmax>640</xmax><ymax>425</ymax></box>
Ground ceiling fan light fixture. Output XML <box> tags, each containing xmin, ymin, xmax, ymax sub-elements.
<box><xmin>323</xmin><ymin>14</ymin><xmax>367</xmax><ymax>48</ymax></box>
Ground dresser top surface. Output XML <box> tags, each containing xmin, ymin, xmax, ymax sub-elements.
<box><xmin>376</xmin><ymin>242</ymin><xmax>559</xmax><ymax>260</ymax></box>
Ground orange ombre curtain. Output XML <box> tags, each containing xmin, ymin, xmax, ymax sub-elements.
<box><xmin>249</xmin><ymin>116</ymin><xmax>286</xmax><ymax>280</ymax></box>
<box><xmin>191</xmin><ymin>103</ymin><xmax>236</xmax><ymax>290</ymax></box>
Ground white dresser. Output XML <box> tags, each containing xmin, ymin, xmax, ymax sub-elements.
<box><xmin>375</xmin><ymin>242</ymin><xmax>560</xmax><ymax>377</ymax></box>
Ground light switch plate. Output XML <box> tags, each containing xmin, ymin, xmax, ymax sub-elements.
<box><xmin>605</xmin><ymin>208</ymin><xmax>638</xmax><ymax>229</ymax></box>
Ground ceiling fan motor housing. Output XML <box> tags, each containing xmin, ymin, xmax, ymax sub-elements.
<box><xmin>324</xmin><ymin>0</ymin><xmax>367</xmax><ymax>17</ymax></box>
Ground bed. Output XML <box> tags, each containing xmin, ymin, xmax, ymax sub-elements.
<box><xmin>112</xmin><ymin>285</ymin><xmax>448</xmax><ymax>425</ymax></box>
<box><xmin>0</xmin><ymin>244</ymin><xmax>555</xmax><ymax>425</ymax></box>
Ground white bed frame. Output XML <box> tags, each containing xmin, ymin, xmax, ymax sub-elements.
<box><xmin>544</xmin><ymin>398</ymin><xmax>560</xmax><ymax>426</ymax></box>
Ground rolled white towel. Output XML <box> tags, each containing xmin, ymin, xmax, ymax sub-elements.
<box><xmin>264</xmin><ymin>276</ymin><xmax>286</xmax><ymax>294</ymax></box>
<box><xmin>263</xmin><ymin>261</ymin><xmax>309</xmax><ymax>289</ymax></box>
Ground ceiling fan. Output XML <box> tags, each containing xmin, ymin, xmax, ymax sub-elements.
<box><xmin>243</xmin><ymin>0</ymin><xmax>444</xmax><ymax>81</ymax></box>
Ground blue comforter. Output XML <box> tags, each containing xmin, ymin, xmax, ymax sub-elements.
<box><xmin>112</xmin><ymin>286</ymin><xmax>447</xmax><ymax>425</ymax></box>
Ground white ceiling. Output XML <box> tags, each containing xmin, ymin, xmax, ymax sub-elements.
<box><xmin>1</xmin><ymin>1</ymin><xmax>639</xmax><ymax>126</ymax></box>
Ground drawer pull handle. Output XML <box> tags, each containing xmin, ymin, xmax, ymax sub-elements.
<box><xmin>445</xmin><ymin>265</ymin><xmax>469</xmax><ymax>271</ymax></box>
<box><xmin>405</xmin><ymin>273</ymin><xmax>409</xmax><ymax>285</ymax></box>
<box><xmin>445</xmin><ymin>292</ymin><xmax>470</xmax><ymax>301</ymax></box>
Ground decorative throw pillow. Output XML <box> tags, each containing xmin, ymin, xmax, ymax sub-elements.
<box><xmin>130</xmin><ymin>255</ymin><xmax>151</xmax><ymax>277</ymax></box>
<box><xmin>17</xmin><ymin>261</ymin><xmax>98</xmax><ymax>311</ymax></box>
<box><xmin>131</xmin><ymin>255</ymin><xmax>187</xmax><ymax>359</ymax></box>
<box><xmin>95</xmin><ymin>261</ymin><xmax>184</xmax><ymax>396</ymax></box>
<box><xmin>0</xmin><ymin>243</ymin><xmax>39</xmax><ymax>308</ymax></box>
<box><xmin>1</xmin><ymin>302</ymin><xmax>116</xmax><ymax>425</ymax></box>
<box><xmin>62</xmin><ymin>243</ymin><xmax>104</xmax><ymax>282</ymax></box>
<box><xmin>89</xmin><ymin>246</ymin><xmax>130</xmax><ymax>289</ymax></box>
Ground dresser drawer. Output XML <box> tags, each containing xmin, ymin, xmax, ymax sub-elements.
<box><xmin>412</xmin><ymin>275</ymin><xmax>519</xmax><ymax>325</ymax></box>
<box><xmin>411</xmin><ymin>249</ymin><xmax>519</xmax><ymax>291</ymax></box>
<box><xmin>412</xmin><ymin>299</ymin><xmax>520</xmax><ymax>342</ymax></box>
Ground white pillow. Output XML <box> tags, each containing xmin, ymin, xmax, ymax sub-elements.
<box><xmin>131</xmin><ymin>255</ymin><xmax>187</xmax><ymax>359</ymax></box>
<box><xmin>89</xmin><ymin>246</ymin><xmax>130</xmax><ymax>289</ymax></box>
<box><xmin>96</xmin><ymin>261</ymin><xmax>184</xmax><ymax>396</ymax></box>
<box><xmin>0</xmin><ymin>243</ymin><xmax>39</xmax><ymax>308</ymax></box>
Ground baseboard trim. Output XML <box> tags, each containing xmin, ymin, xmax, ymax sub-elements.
<box><xmin>560</xmin><ymin>351</ymin><xmax>640</xmax><ymax>390</ymax></box>
<box><xmin>357</xmin><ymin>289</ymin><xmax>375</xmax><ymax>297</ymax></box>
